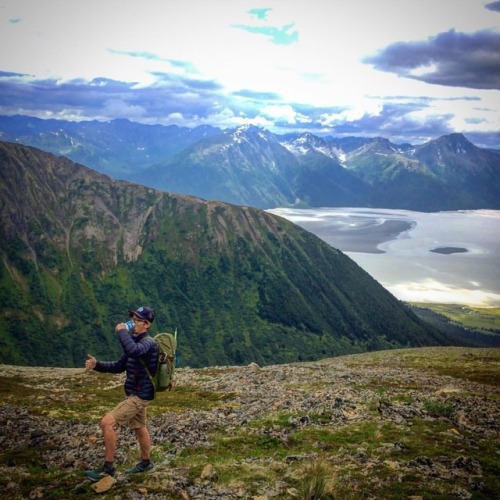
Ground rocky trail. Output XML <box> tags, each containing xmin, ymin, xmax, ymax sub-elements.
<box><xmin>0</xmin><ymin>347</ymin><xmax>499</xmax><ymax>499</ymax></box>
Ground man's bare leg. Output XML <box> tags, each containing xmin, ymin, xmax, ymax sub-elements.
<box><xmin>101</xmin><ymin>413</ymin><xmax>117</xmax><ymax>462</ymax></box>
<box><xmin>134</xmin><ymin>426</ymin><xmax>151</xmax><ymax>460</ymax></box>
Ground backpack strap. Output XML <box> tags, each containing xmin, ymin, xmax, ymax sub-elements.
<box><xmin>138</xmin><ymin>337</ymin><xmax>157</xmax><ymax>394</ymax></box>
<box><xmin>139</xmin><ymin>357</ymin><xmax>157</xmax><ymax>394</ymax></box>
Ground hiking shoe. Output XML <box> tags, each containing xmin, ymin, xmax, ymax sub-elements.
<box><xmin>125</xmin><ymin>461</ymin><xmax>154</xmax><ymax>475</ymax></box>
<box><xmin>84</xmin><ymin>465</ymin><xmax>115</xmax><ymax>482</ymax></box>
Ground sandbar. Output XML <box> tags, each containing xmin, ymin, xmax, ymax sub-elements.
<box><xmin>301</xmin><ymin>218</ymin><xmax>415</xmax><ymax>254</ymax></box>
<box><xmin>430</xmin><ymin>247</ymin><xmax>468</xmax><ymax>255</ymax></box>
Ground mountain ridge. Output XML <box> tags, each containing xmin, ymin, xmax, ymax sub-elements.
<box><xmin>0</xmin><ymin>141</ymin><xmax>453</xmax><ymax>368</ymax></box>
<box><xmin>1</xmin><ymin>115</ymin><xmax>499</xmax><ymax>211</ymax></box>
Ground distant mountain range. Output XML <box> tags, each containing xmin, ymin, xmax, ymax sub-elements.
<box><xmin>0</xmin><ymin>141</ymin><xmax>457</xmax><ymax>368</ymax></box>
<box><xmin>1</xmin><ymin>115</ymin><xmax>499</xmax><ymax>211</ymax></box>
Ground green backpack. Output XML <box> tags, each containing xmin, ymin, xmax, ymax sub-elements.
<box><xmin>141</xmin><ymin>332</ymin><xmax>177</xmax><ymax>393</ymax></box>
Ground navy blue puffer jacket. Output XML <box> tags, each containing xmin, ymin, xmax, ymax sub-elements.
<box><xmin>96</xmin><ymin>329</ymin><xmax>159</xmax><ymax>401</ymax></box>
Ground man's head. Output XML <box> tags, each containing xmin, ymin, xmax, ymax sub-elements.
<box><xmin>128</xmin><ymin>306</ymin><xmax>155</xmax><ymax>333</ymax></box>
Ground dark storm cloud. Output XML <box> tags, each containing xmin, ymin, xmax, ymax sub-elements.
<box><xmin>0</xmin><ymin>77</ymin><xmax>138</xmax><ymax>109</ymax></box>
<box><xmin>322</xmin><ymin>101</ymin><xmax>457</xmax><ymax>145</ymax></box>
<box><xmin>364</xmin><ymin>30</ymin><xmax>500</xmax><ymax>90</ymax></box>
<box><xmin>342</xmin><ymin>106</ymin><xmax>500</xmax><ymax>150</ymax></box>
<box><xmin>0</xmin><ymin>73</ymin><xmax>227</xmax><ymax>121</ymax></box>
<box><xmin>485</xmin><ymin>1</ymin><xmax>500</xmax><ymax>12</ymax></box>
<box><xmin>0</xmin><ymin>71</ymin><xmax>499</xmax><ymax>149</ymax></box>
<box><xmin>247</xmin><ymin>99</ymin><xmax>436</xmax><ymax>142</ymax></box>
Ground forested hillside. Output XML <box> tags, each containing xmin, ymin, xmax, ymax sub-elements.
<box><xmin>0</xmin><ymin>141</ymin><xmax>453</xmax><ymax>367</ymax></box>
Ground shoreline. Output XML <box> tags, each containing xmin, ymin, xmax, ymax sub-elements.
<box><xmin>270</xmin><ymin>207</ymin><xmax>500</xmax><ymax>308</ymax></box>
<box><xmin>290</xmin><ymin>218</ymin><xmax>415</xmax><ymax>254</ymax></box>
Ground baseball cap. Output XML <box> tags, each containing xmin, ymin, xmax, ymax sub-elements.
<box><xmin>128</xmin><ymin>306</ymin><xmax>155</xmax><ymax>323</ymax></box>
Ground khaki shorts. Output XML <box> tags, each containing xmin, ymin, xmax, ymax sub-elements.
<box><xmin>109</xmin><ymin>395</ymin><xmax>151</xmax><ymax>429</ymax></box>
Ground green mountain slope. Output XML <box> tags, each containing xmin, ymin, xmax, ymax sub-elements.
<box><xmin>140</xmin><ymin>125</ymin><xmax>299</xmax><ymax>208</ymax></box>
<box><xmin>0</xmin><ymin>141</ymin><xmax>452</xmax><ymax>368</ymax></box>
<box><xmin>413</xmin><ymin>133</ymin><xmax>500</xmax><ymax>207</ymax></box>
<box><xmin>339</xmin><ymin>136</ymin><xmax>476</xmax><ymax>210</ymax></box>
<box><xmin>0</xmin><ymin>115</ymin><xmax>220</xmax><ymax>179</ymax></box>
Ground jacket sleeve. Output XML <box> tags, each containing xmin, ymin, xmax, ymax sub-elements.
<box><xmin>117</xmin><ymin>329</ymin><xmax>155</xmax><ymax>358</ymax></box>
<box><xmin>95</xmin><ymin>353</ymin><xmax>128</xmax><ymax>373</ymax></box>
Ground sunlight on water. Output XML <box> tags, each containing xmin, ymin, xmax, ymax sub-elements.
<box><xmin>269</xmin><ymin>208</ymin><xmax>500</xmax><ymax>307</ymax></box>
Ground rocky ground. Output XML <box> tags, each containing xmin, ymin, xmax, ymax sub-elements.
<box><xmin>0</xmin><ymin>347</ymin><xmax>499</xmax><ymax>499</ymax></box>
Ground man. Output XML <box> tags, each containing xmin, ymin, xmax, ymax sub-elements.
<box><xmin>84</xmin><ymin>305</ymin><xmax>158</xmax><ymax>481</ymax></box>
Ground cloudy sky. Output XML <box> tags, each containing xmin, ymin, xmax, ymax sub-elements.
<box><xmin>1</xmin><ymin>0</ymin><xmax>499</xmax><ymax>148</ymax></box>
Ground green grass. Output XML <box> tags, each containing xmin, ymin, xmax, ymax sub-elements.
<box><xmin>343</xmin><ymin>346</ymin><xmax>500</xmax><ymax>387</ymax></box>
<box><xmin>0</xmin><ymin>370</ymin><xmax>230</xmax><ymax>422</ymax></box>
<box><xmin>411</xmin><ymin>302</ymin><xmax>500</xmax><ymax>331</ymax></box>
<box><xmin>1</xmin><ymin>347</ymin><xmax>499</xmax><ymax>499</ymax></box>
<box><xmin>163</xmin><ymin>413</ymin><xmax>499</xmax><ymax>498</ymax></box>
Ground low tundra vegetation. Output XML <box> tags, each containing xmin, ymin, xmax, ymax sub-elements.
<box><xmin>0</xmin><ymin>347</ymin><xmax>498</xmax><ymax>499</ymax></box>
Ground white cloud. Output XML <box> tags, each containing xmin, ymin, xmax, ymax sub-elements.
<box><xmin>102</xmin><ymin>99</ymin><xmax>146</xmax><ymax>119</ymax></box>
<box><xmin>388</xmin><ymin>279</ymin><xmax>500</xmax><ymax>307</ymax></box>
<box><xmin>0</xmin><ymin>0</ymin><xmax>498</xmax><ymax>146</ymax></box>
<box><xmin>260</xmin><ymin>104</ymin><xmax>311</xmax><ymax>124</ymax></box>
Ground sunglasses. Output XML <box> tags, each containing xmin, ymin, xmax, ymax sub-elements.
<box><xmin>133</xmin><ymin>316</ymin><xmax>148</xmax><ymax>324</ymax></box>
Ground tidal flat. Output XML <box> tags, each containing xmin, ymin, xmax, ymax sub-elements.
<box><xmin>269</xmin><ymin>208</ymin><xmax>500</xmax><ymax>307</ymax></box>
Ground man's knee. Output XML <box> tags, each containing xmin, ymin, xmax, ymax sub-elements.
<box><xmin>101</xmin><ymin>413</ymin><xmax>116</xmax><ymax>431</ymax></box>
<box><xmin>134</xmin><ymin>426</ymin><xmax>148</xmax><ymax>437</ymax></box>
